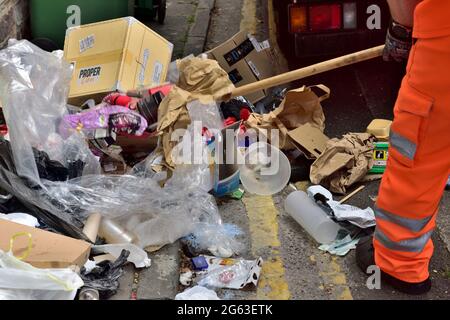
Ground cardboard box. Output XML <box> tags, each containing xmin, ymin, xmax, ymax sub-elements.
<box><xmin>0</xmin><ymin>220</ymin><xmax>91</xmax><ymax>269</ymax></box>
<box><xmin>288</xmin><ymin>123</ymin><xmax>330</xmax><ymax>160</ymax></box>
<box><xmin>64</xmin><ymin>17</ymin><xmax>174</xmax><ymax>105</ymax></box>
<box><xmin>207</xmin><ymin>31</ymin><xmax>273</xmax><ymax>104</ymax></box>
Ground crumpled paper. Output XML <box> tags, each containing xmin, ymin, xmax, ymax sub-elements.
<box><xmin>158</xmin><ymin>57</ymin><xmax>234</xmax><ymax>168</ymax></box>
<box><xmin>310</xmin><ymin>133</ymin><xmax>375</xmax><ymax>194</ymax></box>
<box><xmin>246</xmin><ymin>85</ymin><xmax>328</xmax><ymax>150</ymax></box>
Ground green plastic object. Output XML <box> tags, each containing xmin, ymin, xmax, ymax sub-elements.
<box><xmin>369</xmin><ymin>142</ymin><xmax>389</xmax><ymax>174</ymax></box>
<box><xmin>30</xmin><ymin>0</ymin><xmax>133</xmax><ymax>49</ymax></box>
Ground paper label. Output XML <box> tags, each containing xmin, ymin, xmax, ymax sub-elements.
<box><xmin>260</xmin><ymin>40</ymin><xmax>270</xmax><ymax>50</ymax></box>
<box><xmin>139</xmin><ymin>49</ymin><xmax>150</xmax><ymax>84</ymax></box>
<box><xmin>248</xmin><ymin>60</ymin><xmax>260</xmax><ymax>77</ymax></box>
<box><xmin>77</xmin><ymin>65</ymin><xmax>101</xmax><ymax>85</ymax></box>
<box><xmin>374</xmin><ymin>160</ymin><xmax>387</xmax><ymax>167</ymax></box>
<box><xmin>152</xmin><ymin>61</ymin><xmax>163</xmax><ymax>84</ymax></box>
<box><xmin>248</xmin><ymin>34</ymin><xmax>262</xmax><ymax>52</ymax></box>
<box><xmin>79</xmin><ymin>35</ymin><xmax>95</xmax><ymax>53</ymax></box>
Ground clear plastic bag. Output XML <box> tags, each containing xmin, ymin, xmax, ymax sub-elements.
<box><xmin>0</xmin><ymin>250</ymin><xmax>84</xmax><ymax>300</ymax></box>
<box><xmin>43</xmin><ymin>174</ymin><xmax>223</xmax><ymax>248</ymax></box>
<box><xmin>0</xmin><ymin>39</ymin><xmax>100</xmax><ymax>186</ymax></box>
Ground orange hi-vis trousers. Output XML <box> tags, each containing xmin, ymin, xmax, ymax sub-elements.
<box><xmin>374</xmin><ymin>2</ymin><xmax>450</xmax><ymax>284</ymax></box>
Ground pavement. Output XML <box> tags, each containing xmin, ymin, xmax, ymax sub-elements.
<box><xmin>113</xmin><ymin>0</ymin><xmax>450</xmax><ymax>300</ymax></box>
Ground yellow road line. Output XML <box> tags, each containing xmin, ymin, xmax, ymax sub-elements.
<box><xmin>315</xmin><ymin>255</ymin><xmax>354</xmax><ymax>300</ymax></box>
<box><xmin>243</xmin><ymin>195</ymin><xmax>291</xmax><ymax>300</ymax></box>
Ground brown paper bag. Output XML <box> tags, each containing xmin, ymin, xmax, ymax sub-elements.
<box><xmin>310</xmin><ymin>133</ymin><xmax>375</xmax><ymax>194</ymax></box>
<box><xmin>246</xmin><ymin>85</ymin><xmax>330</xmax><ymax>150</ymax></box>
<box><xmin>158</xmin><ymin>57</ymin><xmax>234</xmax><ymax>168</ymax></box>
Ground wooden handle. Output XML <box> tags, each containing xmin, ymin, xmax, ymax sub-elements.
<box><xmin>228</xmin><ymin>45</ymin><xmax>385</xmax><ymax>99</ymax></box>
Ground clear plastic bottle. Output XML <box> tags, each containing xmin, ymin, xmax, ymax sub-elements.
<box><xmin>98</xmin><ymin>218</ymin><xmax>138</xmax><ymax>245</ymax></box>
<box><xmin>285</xmin><ymin>191</ymin><xmax>341</xmax><ymax>244</ymax></box>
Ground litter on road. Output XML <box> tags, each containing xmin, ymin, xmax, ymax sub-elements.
<box><xmin>0</xmin><ymin>11</ymin><xmax>405</xmax><ymax>301</ymax></box>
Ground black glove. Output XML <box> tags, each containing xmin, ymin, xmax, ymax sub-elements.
<box><xmin>383</xmin><ymin>21</ymin><xmax>413</xmax><ymax>63</ymax></box>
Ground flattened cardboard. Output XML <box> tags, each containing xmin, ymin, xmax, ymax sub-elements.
<box><xmin>0</xmin><ymin>220</ymin><xmax>91</xmax><ymax>269</ymax></box>
<box><xmin>207</xmin><ymin>31</ymin><xmax>273</xmax><ymax>103</ymax></box>
<box><xmin>64</xmin><ymin>17</ymin><xmax>173</xmax><ymax>105</ymax></box>
<box><xmin>288</xmin><ymin>123</ymin><xmax>329</xmax><ymax>159</ymax></box>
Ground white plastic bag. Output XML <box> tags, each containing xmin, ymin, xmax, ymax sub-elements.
<box><xmin>92</xmin><ymin>244</ymin><xmax>151</xmax><ymax>269</ymax></box>
<box><xmin>175</xmin><ymin>286</ymin><xmax>220</xmax><ymax>300</ymax></box>
<box><xmin>307</xmin><ymin>185</ymin><xmax>376</xmax><ymax>229</ymax></box>
<box><xmin>0</xmin><ymin>250</ymin><xmax>84</xmax><ymax>300</ymax></box>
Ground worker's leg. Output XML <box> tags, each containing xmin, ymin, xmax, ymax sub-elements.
<box><xmin>374</xmin><ymin>34</ymin><xmax>450</xmax><ymax>283</ymax></box>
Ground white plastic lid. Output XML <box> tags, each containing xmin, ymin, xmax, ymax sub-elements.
<box><xmin>240</xmin><ymin>142</ymin><xmax>291</xmax><ymax>196</ymax></box>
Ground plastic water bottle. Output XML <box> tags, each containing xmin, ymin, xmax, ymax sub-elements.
<box><xmin>285</xmin><ymin>191</ymin><xmax>341</xmax><ymax>244</ymax></box>
<box><xmin>98</xmin><ymin>218</ymin><xmax>138</xmax><ymax>245</ymax></box>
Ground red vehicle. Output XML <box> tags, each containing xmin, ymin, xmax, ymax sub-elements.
<box><xmin>275</xmin><ymin>0</ymin><xmax>390</xmax><ymax>61</ymax></box>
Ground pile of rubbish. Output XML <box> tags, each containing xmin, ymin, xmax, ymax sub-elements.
<box><xmin>0</xmin><ymin>16</ymin><xmax>396</xmax><ymax>301</ymax></box>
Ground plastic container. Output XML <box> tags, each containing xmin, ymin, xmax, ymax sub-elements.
<box><xmin>98</xmin><ymin>218</ymin><xmax>138</xmax><ymax>245</ymax></box>
<box><xmin>240</xmin><ymin>142</ymin><xmax>291</xmax><ymax>196</ymax></box>
<box><xmin>30</xmin><ymin>0</ymin><xmax>133</xmax><ymax>49</ymax></box>
<box><xmin>366</xmin><ymin>119</ymin><xmax>392</xmax><ymax>140</ymax></box>
<box><xmin>285</xmin><ymin>191</ymin><xmax>340</xmax><ymax>244</ymax></box>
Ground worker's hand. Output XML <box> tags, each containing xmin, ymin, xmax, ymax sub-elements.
<box><xmin>383</xmin><ymin>29</ymin><xmax>413</xmax><ymax>62</ymax></box>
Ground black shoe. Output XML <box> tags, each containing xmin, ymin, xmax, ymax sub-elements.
<box><xmin>355</xmin><ymin>235</ymin><xmax>432</xmax><ymax>295</ymax></box>
<box><xmin>382</xmin><ymin>272</ymin><xmax>432</xmax><ymax>295</ymax></box>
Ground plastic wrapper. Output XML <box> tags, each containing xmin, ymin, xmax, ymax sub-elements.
<box><xmin>0</xmin><ymin>138</ymin><xmax>87</xmax><ymax>240</ymax></box>
<box><xmin>60</xmin><ymin>105</ymin><xmax>148</xmax><ymax>137</ymax></box>
<box><xmin>43</xmin><ymin>174</ymin><xmax>223</xmax><ymax>248</ymax></box>
<box><xmin>307</xmin><ymin>185</ymin><xmax>376</xmax><ymax>229</ymax></box>
<box><xmin>175</xmin><ymin>286</ymin><xmax>220</xmax><ymax>300</ymax></box>
<box><xmin>80</xmin><ymin>250</ymin><xmax>129</xmax><ymax>299</ymax></box>
<box><xmin>195</xmin><ymin>256</ymin><xmax>263</xmax><ymax>290</ymax></box>
<box><xmin>0</xmin><ymin>40</ymin><xmax>100</xmax><ymax>186</ymax></box>
<box><xmin>185</xmin><ymin>223</ymin><xmax>244</xmax><ymax>258</ymax></box>
<box><xmin>0</xmin><ymin>250</ymin><xmax>84</xmax><ymax>300</ymax></box>
<box><xmin>92</xmin><ymin>244</ymin><xmax>151</xmax><ymax>269</ymax></box>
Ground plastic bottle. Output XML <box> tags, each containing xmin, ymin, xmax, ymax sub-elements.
<box><xmin>285</xmin><ymin>191</ymin><xmax>341</xmax><ymax>244</ymax></box>
<box><xmin>98</xmin><ymin>218</ymin><xmax>138</xmax><ymax>245</ymax></box>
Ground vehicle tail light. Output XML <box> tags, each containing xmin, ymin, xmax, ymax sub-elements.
<box><xmin>289</xmin><ymin>4</ymin><xmax>307</xmax><ymax>33</ymax></box>
<box><xmin>309</xmin><ymin>4</ymin><xmax>342</xmax><ymax>31</ymax></box>
<box><xmin>343</xmin><ymin>2</ymin><xmax>357</xmax><ymax>29</ymax></box>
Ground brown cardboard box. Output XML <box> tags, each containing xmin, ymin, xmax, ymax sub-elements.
<box><xmin>0</xmin><ymin>220</ymin><xmax>91</xmax><ymax>269</ymax></box>
<box><xmin>288</xmin><ymin>123</ymin><xmax>330</xmax><ymax>160</ymax></box>
<box><xmin>64</xmin><ymin>17</ymin><xmax>173</xmax><ymax>106</ymax></box>
<box><xmin>207</xmin><ymin>31</ymin><xmax>273</xmax><ymax>103</ymax></box>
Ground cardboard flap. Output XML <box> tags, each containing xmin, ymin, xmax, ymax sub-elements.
<box><xmin>0</xmin><ymin>220</ymin><xmax>91</xmax><ymax>269</ymax></box>
<box><xmin>288</xmin><ymin>123</ymin><xmax>329</xmax><ymax>159</ymax></box>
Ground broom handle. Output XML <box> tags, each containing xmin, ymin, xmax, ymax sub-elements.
<box><xmin>229</xmin><ymin>45</ymin><xmax>385</xmax><ymax>99</ymax></box>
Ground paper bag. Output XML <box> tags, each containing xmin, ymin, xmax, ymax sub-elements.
<box><xmin>310</xmin><ymin>133</ymin><xmax>375</xmax><ymax>194</ymax></box>
<box><xmin>158</xmin><ymin>57</ymin><xmax>234</xmax><ymax>168</ymax></box>
<box><xmin>246</xmin><ymin>85</ymin><xmax>330</xmax><ymax>150</ymax></box>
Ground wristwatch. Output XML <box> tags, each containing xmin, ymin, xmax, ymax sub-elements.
<box><xmin>389</xmin><ymin>20</ymin><xmax>413</xmax><ymax>40</ymax></box>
